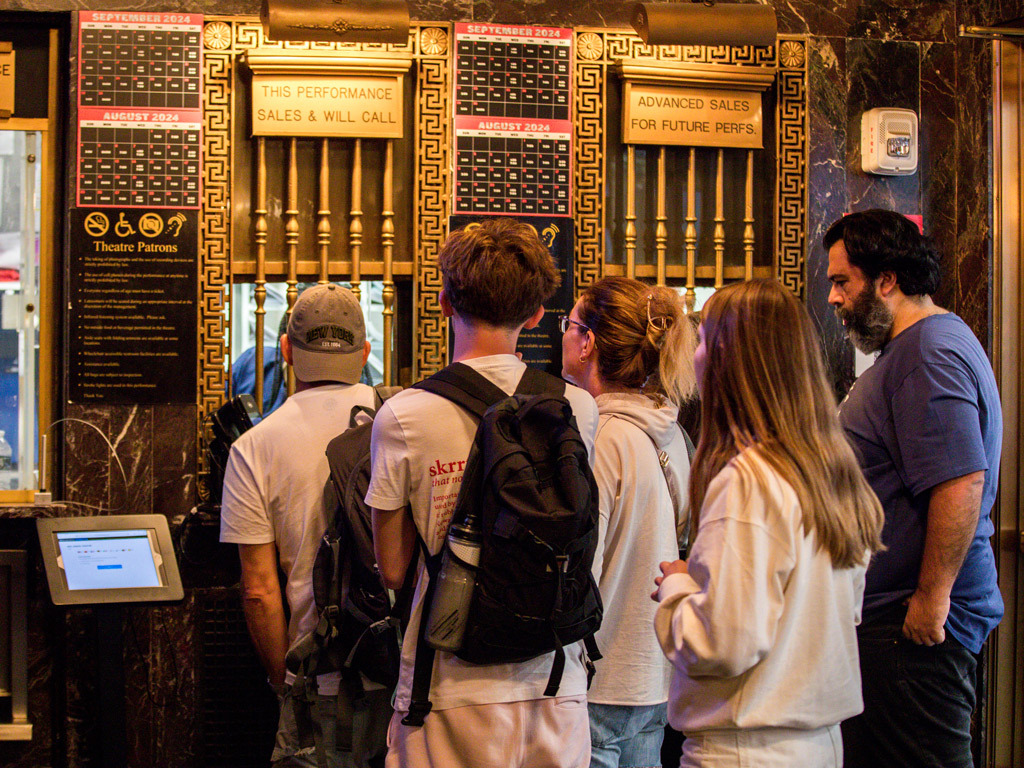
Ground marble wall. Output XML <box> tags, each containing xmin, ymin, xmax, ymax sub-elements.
<box><xmin>2</xmin><ymin>1</ymin><xmax>1021</xmax><ymax>766</ymax></box>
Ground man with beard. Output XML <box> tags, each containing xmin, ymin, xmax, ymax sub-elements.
<box><xmin>823</xmin><ymin>209</ymin><xmax>1003</xmax><ymax>768</ymax></box>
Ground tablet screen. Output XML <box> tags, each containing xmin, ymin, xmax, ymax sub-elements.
<box><xmin>37</xmin><ymin>515</ymin><xmax>184</xmax><ymax>605</ymax></box>
<box><xmin>56</xmin><ymin>529</ymin><xmax>162</xmax><ymax>590</ymax></box>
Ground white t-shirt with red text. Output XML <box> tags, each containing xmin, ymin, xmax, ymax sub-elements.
<box><xmin>365</xmin><ymin>355</ymin><xmax>599</xmax><ymax>712</ymax></box>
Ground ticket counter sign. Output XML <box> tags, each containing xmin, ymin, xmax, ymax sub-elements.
<box><xmin>0</xmin><ymin>44</ymin><xmax>13</xmax><ymax>117</ymax></box>
<box><xmin>623</xmin><ymin>83</ymin><xmax>763</xmax><ymax>149</ymax></box>
<box><xmin>251</xmin><ymin>75</ymin><xmax>403</xmax><ymax>138</ymax></box>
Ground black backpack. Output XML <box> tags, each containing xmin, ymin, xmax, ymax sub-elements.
<box><xmin>402</xmin><ymin>363</ymin><xmax>603</xmax><ymax>726</ymax></box>
<box><xmin>285</xmin><ymin>384</ymin><xmax>406</xmax><ymax>701</ymax></box>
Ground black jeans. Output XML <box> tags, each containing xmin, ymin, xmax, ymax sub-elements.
<box><xmin>842</xmin><ymin>604</ymin><xmax>977</xmax><ymax>768</ymax></box>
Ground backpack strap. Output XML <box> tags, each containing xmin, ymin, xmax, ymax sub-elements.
<box><xmin>514</xmin><ymin>365</ymin><xmax>566</xmax><ymax>397</ymax></box>
<box><xmin>413</xmin><ymin>362</ymin><xmax>507</xmax><ymax>418</ymax></box>
<box><xmin>678</xmin><ymin>426</ymin><xmax>696</xmax><ymax>556</ymax></box>
<box><xmin>414</xmin><ymin>363</ymin><xmax>565</xmax><ymax>418</ymax></box>
<box><xmin>402</xmin><ymin>537</ymin><xmax>441</xmax><ymax>727</ymax></box>
<box><xmin>373</xmin><ymin>383</ymin><xmax>403</xmax><ymax>409</ymax></box>
<box><xmin>348</xmin><ymin>384</ymin><xmax>403</xmax><ymax>429</ymax></box>
<box><xmin>681</xmin><ymin>426</ymin><xmax>696</xmax><ymax>462</ymax></box>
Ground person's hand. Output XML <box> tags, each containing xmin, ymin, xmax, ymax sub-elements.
<box><xmin>651</xmin><ymin>559</ymin><xmax>688</xmax><ymax>601</ymax></box>
<box><xmin>902</xmin><ymin>589</ymin><xmax>949</xmax><ymax>645</ymax></box>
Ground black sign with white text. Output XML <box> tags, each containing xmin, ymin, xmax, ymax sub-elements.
<box><xmin>448</xmin><ymin>214</ymin><xmax>574</xmax><ymax>376</ymax></box>
<box><xmin>69</xmin><ymin>208</ymin><xmax>197</xmax><ymax>403</ymax></box>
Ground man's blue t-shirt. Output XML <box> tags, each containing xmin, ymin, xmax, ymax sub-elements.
<box><xmin>839</xmin><ymin>312</ymin><xmax>1004</xmax><ymax>654</ymax></box>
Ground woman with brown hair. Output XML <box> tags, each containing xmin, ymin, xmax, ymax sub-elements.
<box><xmin>561</xmin><ymin>275</ymin><xmax>697</xmax><ymax>768</ymax></box>
<box><xmin>653</xmin><ymin>278</ymin><xmax>884</xmax><ymax>767</ymax></box>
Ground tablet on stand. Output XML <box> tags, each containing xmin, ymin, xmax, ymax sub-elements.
<box><xmin>36</xmin><ymin>515</ymin><xmax>184</xmax><ymax>768</ymax></box>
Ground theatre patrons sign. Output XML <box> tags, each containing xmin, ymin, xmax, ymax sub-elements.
<box><xmin>69</xmin><ymin>208</ymin><xmax>197</xmax><ymax>404</ymax></box>
<box><xmin>623</xmin><ymin>82</ymin><xmax>764</xmax><ymax>149</ymax></box>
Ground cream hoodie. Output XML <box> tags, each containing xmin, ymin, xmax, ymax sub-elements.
<box><xmin>655</xmin><ymin>449</ymin><xmax>866</xmax><ymax>733</ymax></box>
<box><xmin>589</xmin><ymin>392</ymin><xmax>690</xmax><ymax>705</ymax></box>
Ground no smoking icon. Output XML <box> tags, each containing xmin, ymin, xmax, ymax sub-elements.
<box><xmin>84</xmin><ymin>212</ymin><xmax>109</xmax><ymax>237</ymax></box>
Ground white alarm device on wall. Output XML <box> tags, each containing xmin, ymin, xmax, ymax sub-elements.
<box><xmin>861</xmin><ymin>107</ymin><xmax>918</xmax><ymax>175</ymax></box>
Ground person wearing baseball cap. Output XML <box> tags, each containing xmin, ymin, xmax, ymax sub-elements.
<box><xmin>282</xmin><ymin>283</ymin><xmax>371</xmax><ymax>384</ymax></box>
<box><xmin>221</xmin><ymin>283</ymin><xmax>389</xmax><ymax>767</ymax></box>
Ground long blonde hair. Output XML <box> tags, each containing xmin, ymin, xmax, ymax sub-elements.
<box><xmin>577</xmin><ymin>276</ymin><xmax>697</xmax><ymax>405</ymax></box>
<box><xmin>690</xmin><ymin>279</ymin><xmax>883</xmax><ymax>568</ymax></box>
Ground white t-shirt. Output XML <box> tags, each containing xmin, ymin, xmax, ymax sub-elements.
<box><xmin>655</xmin><ymin>448</ymin><xmax>867</xmax><ymax>733</ymax></box>
<box><xmin>220</xmin><ymin>383</ymin><xmax>376</xmax><ymax>694</ymax></box>
<box><xmin>365</xmin><ymin>355</ymin><xmax>600</xmax><ymax>712</ymax></box>
<box><xmin>589</xmin><ymin>393</ymin><xmax>690</xmax><ymax>705</ymax></box>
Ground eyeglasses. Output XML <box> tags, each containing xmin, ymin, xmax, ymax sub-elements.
<box><xmin>559</xmin><ymin>315</ymin><xmax>591</xmax><ymax>335</ymax></box>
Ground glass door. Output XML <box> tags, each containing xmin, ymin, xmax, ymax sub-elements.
<box><xmin>0</xmin><ymin>130</ymin><xmax>41</xmax><ymax>492</ymax></box>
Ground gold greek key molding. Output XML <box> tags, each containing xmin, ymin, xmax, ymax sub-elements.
<box><xmin>574</xmin><ymin>54</ymin><xmax>605</xmax><ymax>296</ymax></box>
<box><xmin>775</xmin><ymin>35</ymin><xmax>808</xmax><ymax>298</ymax></box>
<box><xmin>198</xmin><ymin>21</ymin><xmax>235</xmax><ymax>500</ymax></box>
<box><xmin>414</xmin><ymin>50</ymin><xmax>450</xmax><ymax>376</ymax></box>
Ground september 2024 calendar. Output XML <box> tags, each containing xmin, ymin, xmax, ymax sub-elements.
<box><xmin>76</xmin><ymin>12</ymin><xmax>203</xmax><ymax>209</ymax></box>
<box><xmin>452</xmin><ymin>24</ymin><xmax>573</xmax><ymax>217</ymax></box>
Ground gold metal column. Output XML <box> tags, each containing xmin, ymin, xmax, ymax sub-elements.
<box><xmin>744</xmin><ymin>149</ymin><xmax>755</xmax><ymax>281</ymax></box>
<box><xmin>625</xmin><ymin>145</ymin><xmax>637</xmax><ymax>279</ymax></box>
<box><xmin>684</xmin><ymin>147</ymin><xmax>697</xmax><ymax>312</ymax></box>
<box><xmin>381</xmin><ymin>139</ymin><xmax>396</xmax><ymax>386</ymax></box>
<box><xmin>713</xmin><ymin>149</ymin><xmax>725</xmax><ymax>290</ymax></box>
<box><xmin>285</xmin><ymin>136</ymin><xmax>299</xmax><ymax>395</ymax></box>
<box><xmin>350</xmin><ymin>138</ymin><xmax>363</xmax><ymax>301</ymax></box>
<box><xmin>253</xmin><ymin>137</ymin><xmax>268</xmax><ymax>411</ymax></box>
<box><xmin>655</xmin><ymin>146</ymin><xmax>667</xmax><ymax>287</ymax></box>
<box><xmin>318</xmin><ymin>138</ymin><xmax>331</xmax><ymax>284</ymax></box>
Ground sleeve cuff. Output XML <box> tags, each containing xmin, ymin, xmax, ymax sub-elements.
<box><xmin>364</xmin><ymin>491</ymin><xmax>405</xmax><ymax>510</ymax></box>
<box><xmin>658</xmin><ymin>570</ymin><xmax>698</xmax><ymax>604</ymax></box>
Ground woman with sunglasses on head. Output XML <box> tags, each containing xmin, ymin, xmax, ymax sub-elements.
<box><xmin>561</xmin><ymin>276</ymin><xmax>697</xmax><ymax>768</ymax></box>
<box><xmin>653</xmin><ymin>279</ymin><xmax>884</xmax><ymax>767</ymax></box>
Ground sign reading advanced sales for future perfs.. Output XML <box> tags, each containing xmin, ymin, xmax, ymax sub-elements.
<box><xmin>69</xmin><ymin>208</ymin><xmax>197</xmax><ymax>404</ymax></box>
<box><xmin>623</xmin><ymin>83</ymin><xmax>763</xmax><ymax>149</ymax></box>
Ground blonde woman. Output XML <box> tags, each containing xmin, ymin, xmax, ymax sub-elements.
<box><xmin>653</xmin><ymin>279</ymin><xmax>884</xmax><ymax>768</ymax></box>
<box><xmin>561</xmin><ymin>276</ymin><xmax>697</xmax><ymax>768</ymax></box>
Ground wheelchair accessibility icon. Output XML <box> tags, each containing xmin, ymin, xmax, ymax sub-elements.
<box><xmin>114</xmin><ymin>213</ymin><xmax>135</xmax><ymax>237</ymax></box>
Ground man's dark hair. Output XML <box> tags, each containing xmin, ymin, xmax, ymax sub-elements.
<box><xmin>438</xmin><ymin>218</ymin><xmax>560</xmax><ymax>328</ymax></box>
<box><xmin>822</xmin><ymin>209</ymin><xmax>941</xmax><ymax>296</ymax></box>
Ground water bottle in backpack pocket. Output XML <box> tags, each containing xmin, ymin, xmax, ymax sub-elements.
<box><xmin>424</xmin><ymin>519</ymin><xmax>482</xmax><ymax>652</ymax></box>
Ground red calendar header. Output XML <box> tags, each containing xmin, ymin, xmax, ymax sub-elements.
<box><xmin>81</xmin><ymin>11</ymin><xmax>202</xmax><ymax>28</ymax></box>
<box><xmin>455</xmin><ymin>22</ymin><xmax>572</xmax><ymax>43</ymax></box>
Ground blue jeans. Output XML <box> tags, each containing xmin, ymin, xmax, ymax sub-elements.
<box><xmin>841</xmin><ymin>605</ymin><xmax>977</xmax><ymax>768</ymax></box>
<box><xmin>589</xmin><ymin>702</ymin><xmax>668</xmax><ymax>768</ymax></box>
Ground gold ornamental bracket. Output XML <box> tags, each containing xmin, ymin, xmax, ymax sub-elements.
<box><xmin>243</xmin><ymin>48</ymin><xmax>412</xmax><ymax>138</ymax></box>
<box><xmin>615</xmin><ymin>59</ymin><xmax>777</xmax><ymax>149</ymax></box>
<box><xmin>261</xmin><ymin>0</ymin><xmax>409</xmax><ymax>45</ymax></box>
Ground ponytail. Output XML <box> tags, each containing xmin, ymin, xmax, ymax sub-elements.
<box><xmin>577</xmin><ymin>278</ymin><xmax>698</xmax><ymax>405</ymax></box>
